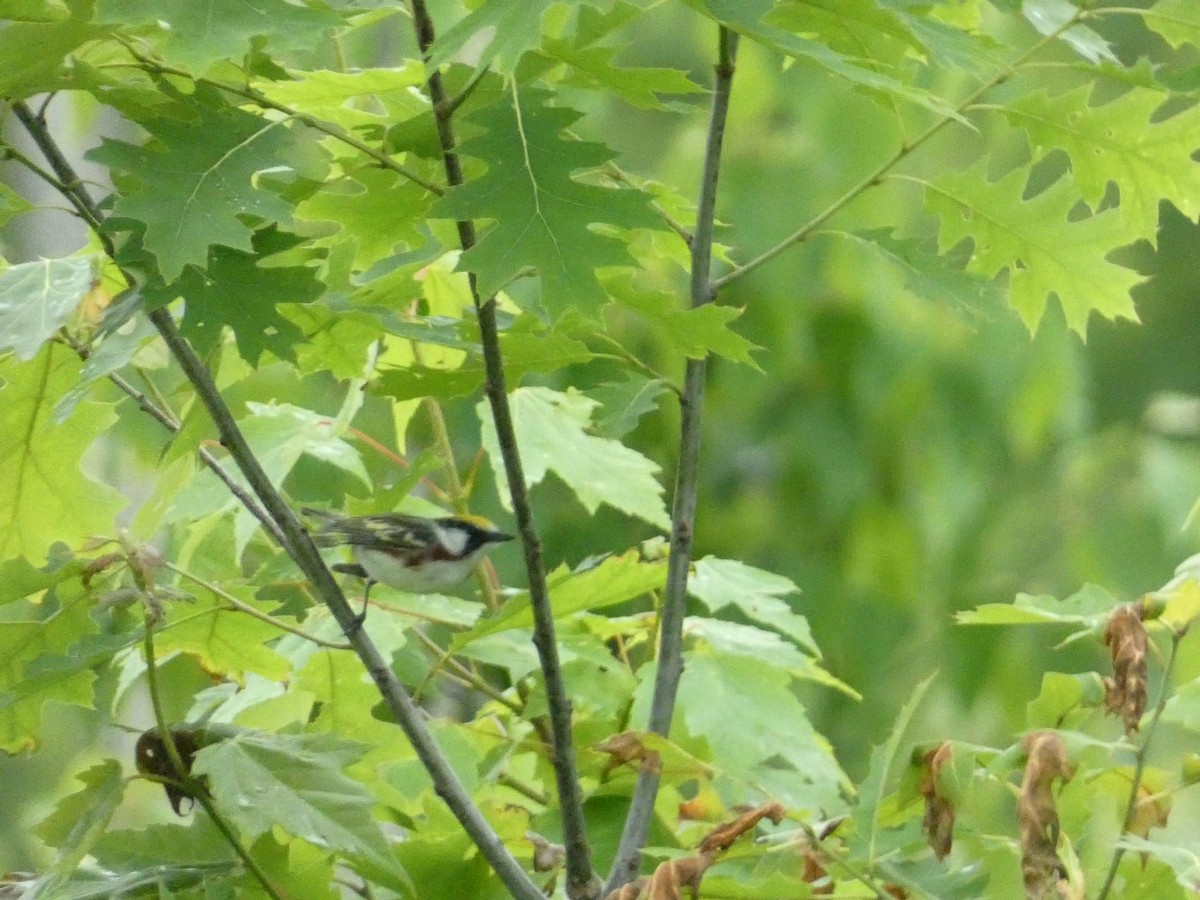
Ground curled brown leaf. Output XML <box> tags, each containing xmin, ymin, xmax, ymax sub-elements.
<box><xmin>1018</xmin><ymin>732</ymin><xmax>1072</xmax><ymax>899</ymax></box>
<box><xmin>1103</xmin><ymin>602</ymin><xmax>1149</xmax><ymax>734</ymax></box>
<box><xmin>918</xmin><ymin>741</ymin><xmax>956</xmax><ymax>861</ymax></box>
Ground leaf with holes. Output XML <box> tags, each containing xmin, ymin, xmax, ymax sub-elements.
<box><xmin>925</xmin><ymin>162</ymin><xmax>1141</xmax><ymax>333</ymax></box>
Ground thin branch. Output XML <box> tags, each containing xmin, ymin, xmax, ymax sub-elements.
<box><xmin>142</xmin><ymin>613</ymin><xmax>286</xmax><ymax>900</ymax></box>
<box><xmin>110</xmin><ymin>38</ymin><xmax>445</xmax><ymax>197</ymax></box>
<box><xmin>604</xmin><ymin>25</ymin><xmax>739</xmax><ymax>896</ymax></box>
<box><xmin>406</xmin><ymin>3</ymin><xmax>599</xmax><ymax>897</ymax></box>
<box><xmin>164</xmin><ymin>560</ymin><xmax>352</xmax><ymax>650</ymax></box>
<box><xmin>1096</xmin><ymin>627</ymin><xmax>1185</xmax><ymax>900</ymax></box>
<box><xmin>712</xmin><ymin>20</ymin><xmax>1074</xmax><ymax>291</ymax></box>
<box><xmin>12</xmin><ymin>102</ymin><xmax>544</xmax><ymax>900</ymax></box>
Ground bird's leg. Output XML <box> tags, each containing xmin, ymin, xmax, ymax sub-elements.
<box><xmin>352</xmin><ymin>578</ymin><xmax>375</xmax><ymax>632</ymax></box>
<box><xmin>331</xmin><ymin>562</ymin><xmax>372</xmax><ymax>633</ymax></box>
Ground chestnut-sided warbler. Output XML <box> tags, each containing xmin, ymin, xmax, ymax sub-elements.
<box><xmin>302</xmin><ymin>508</ymin><xmax>513</xmax><ymax>623</ymax></box>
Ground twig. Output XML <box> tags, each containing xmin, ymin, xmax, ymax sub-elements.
<box><xmin>164</xmin><ymin>559</ymin><xmax>352</xmax><ymax>650</ymax></box>
<box><xmin>407</xmin><ymin>3</ymin><xmax>599</xmax><ymax>896</ymax></box>
<box><xmin>1096</xmin><ymin>627</ymin><xmax>1185</xmax><ymax>900</ymax></box>
<box><xmin>711</xmin><ymin>19</ymin><xmax>1073</xmax><ymax>291</ymax></box>
<box><xmin>411</xmin><ymin>628</ymin><xmax>521</xmax><ymax>713</ymax></box>
<box><xmin>12</xmin><ymin>101</ymin><xmax>543</xmax><ymax>900</ymax></box>
<box><xmin>142</xmin><ymin>614</ymin><xmax>286</xmax><ymax>900</ymax></box>
<box><xmin>603</xmin><ymin>25</ymin><xmax>739</xmax><ymax>896</ymax></box>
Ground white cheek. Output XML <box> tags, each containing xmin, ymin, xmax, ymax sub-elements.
<box><xmin>439</xmin><ymin>525</ymin><xmax>470</xmax><ymax>556</ymax></box>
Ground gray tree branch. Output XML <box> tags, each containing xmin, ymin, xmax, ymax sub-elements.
<box><xmin>603</xmin><ymin>26</ymin><xmax>740</xmax><ymax>896</ymax></box>
<box><xmin>405</xmin><ymin>3</ymin><xmax>600</xmax><ymax>897</ymax></box>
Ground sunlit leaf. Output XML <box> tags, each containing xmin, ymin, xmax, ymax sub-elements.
<box><xmin>926</xmin><ymin>162</ymin><xmax>1141</xmax><ymax>333</ymax></box>
<box><xmin>478</xmin><ymin>387</ymin><xmax>669</xmax><ymax>527</ymax></box>
<box><xmin>0</xmin><ymin>256</ymin><xmax>94</xmax><ymax>360</ymax></box>
<box><xmin>0</xmin><ymin>345</ymin><xmax>124</xmax><ymax>564</ymax></box>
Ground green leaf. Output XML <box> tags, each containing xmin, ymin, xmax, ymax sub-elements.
<box><xmin>1162</xmin><ymin>676</ymin><xmax>1200</xmax><ymax>731</ymax></box>
<box><xmin>0</xmin><ymin>345</ymin><xmax>125</xmax><ymax>564</ymax></box>
<box><xmin>171</xmin><ymin>400</ymin><xmax>369</xmax><ymax>552</ymax></box>
<box><xmin>537</xmin><ymin>39</ymin><xmax>705</xmax><ymax>111</ymax></box>
<box><xmin>153</xmin><ymin>586</ymin><xmax>292</xmax><ymax>682</ymax></box>
<box><xmin>1026</xmin><ymin>671</ymin><xmax>1107</xmax><ymax>728</ymax></box>
<box><xmin>88</xmin><ymin>84</ymin><xmax>326</xmax><ymax>281</ymax></box>
<box><xmin>1000</xmin><ymin>85</ymin><xmax>1200</xmax><ymax>241</ymax></box>
<box><xmin>606</xmin><ymin>278</ymin><xmax>761</xmax><ymax>367</ymax></box>
<box><xmin>588</xmin><ymin>374</ymin><xmax>669</xmax><ymax>440</ymax></box>
<box><xmin>164</xmin><ymin>228</ymin><xmax>326</xmax><ymax>365</ymax></box>
<box><xmin>0</xmin><ymin>181</ymin><xmax>33</xmax><ymax>228</ymax></box>
<box><xmin>295</xmin><ymin>166</ymin><xmax>433</xmax><ymax>272</ymax></box>
<box><xmin>956</xmin><ymin>583</ymin><xmax>1119</xmax><ymax>625</ymax></box>
<box><xmin>689</xmin><ymin>556</ymin><xmax>817</xmax><ymax>655</ymax></box>
<box><xmin>433</xmin><ymin>87</ymin><xmax>658</xmax><ymax>316</ymax></box>
<box><xmin>429</xmin><ymin>0</ymin><xmax>603</xmax><ymax>73</ymax></box>
<box><xmin>0</xmin><ymin>0</ymin><xmax>99</xmax><ymax>96</ymax></box>
<box><xmin>254</xmin><ymin>65</ymin><xmax>428</xmax><ymax>130</ymax></box>
<box><xmin>191</xmin><ymin>730</ymin><xmax>396</xmax><ymax>868</ymax></box>
<box><xmin>33</xmin><ymin>761</ymin><xmax>125</xmax><ymax>881</ymax></box>
<box><xmin>683</xmin><ymin>617</ymin><xmax>858</xmax><ymax>697</ymax></box>
<box><xmin>96</xmin><ymin>0</ymin><xmax>343</xmax><ymax>72</ymax></box>
<box><xmin>0</xmin><ymin>586</ymin><xmax>100</xmax><ymax>753</ymax></box>
<box><xmin>1022</xmin><ymin>0</ymin><xmax>1116</xmax><ymax>64</ymax></box>
<box><xmin>832</xmin><ymin>229</ymin><xmax>1006</xmax><ymax>317</ymax></box>
<box><xmin>655</xmin><ymin>648</ymin><xmax>849</xmax><ymax>812</ymax></box>
<box><xmin>478</xmin><ymin>387</ymin><xmax>670</xmax><ymax>527</ymax></box>
<box><xmin>377</xmin><ymin>330</ymin><xmax>595</xmax><ymax>401</ymax></box>
<box><xmin>1145</xmin><ymin>0</ymin><xmax>1200</xmax><ymax>50</ymax></box>
<box><xmin>925</xmin><ymin>162</ymin><xmax>1141</xmax><ymax>333</ymax></box>
<box><xmin>452</xmin><ymin>552</ymin><xmax>666</xmax><ymax>648</ymax></box>
<box><xmin>0</xmin><ymin>256</ymin><xmax>95</xmax><ymax>360</ymax></box>
<box><xmin>0</xmin><ymin>555</ymin><xmax>85</xmax><ymax>605</ymax></box>
<box><xmin>685</xmin><ymin>0</ymin><xmax>964</xmax><ymax>120</ymax></box>
<box><xmin>853</xmin><ymin>673</ymin><xmax>936</xmax><ymax>865</ymax></box>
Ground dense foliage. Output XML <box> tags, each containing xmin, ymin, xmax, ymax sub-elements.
<box><xmin>4</xmin><ymin>0</ymin><xmax>1200</xmax><ymax>898</ymax></box>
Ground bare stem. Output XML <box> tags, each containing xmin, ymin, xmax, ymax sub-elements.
<box><xmin>1096</xmin><ymin>627</ymin><xmax>1185</xmax><ymax>900</ymax></box>
<box><xmin>603</xmin><ymin>26</ymin><xmax>739</xmax><ymax>895</ymax></box>
<box><xmin>406</xmin><ymin>3</ymin><xmax>599</xmax><ymax>896</ymax></box>
<box><xmin>13</xmin><ymin>100</ymin><xmax>541</xmax><ymax>900</ymax></box>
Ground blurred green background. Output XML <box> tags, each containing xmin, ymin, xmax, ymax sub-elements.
<box><xmin>4</xmin><ymin>0</ymin><xmax>1200</xmax><ymax>872</ymax></box>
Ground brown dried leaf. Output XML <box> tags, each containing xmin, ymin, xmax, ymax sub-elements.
<box><xmin>603</xmin><ymin>878</ymin><xmax>648</xmax><ymax>900</ymax></box>
<box><xmin>525</xmin><ymin>830</ymin><xmax>566</xmax><ymax>872</ymax></box>
<box><xmin>699</xmin><ymin>801</ymin><xmax>786</xmax><ymax>855</ymax></box>
<box><xmin>918</xmin><ymin>741</ymin><xmax>956</xmax><ymax>860</ymax></box>
<box><xmin>1103</xmin><ymin>602</ymin><xmax>1149</xmax><ymax>734</ymax></box>
<box><xmin>595</xmin><ymin>730</ymin><xmax>661</xmax><ymax>777</ymax></box>
<box><xmin>644</xmin><ymin>853</ymin><xmax>711</xmax><ymax>900</ymax></box>
<box><xmin>1019</xmin><ymin>732</ymin><xmax>1072</xmax><ymax>899</ymax></box>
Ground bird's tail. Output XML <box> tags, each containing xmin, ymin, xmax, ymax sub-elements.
<box><xmin>301</xmin><ymin>507</ymin><xmax>351</xmax><ymax>546</ymax></box>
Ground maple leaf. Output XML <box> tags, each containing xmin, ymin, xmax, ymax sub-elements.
<box><xmin>925</xmin><ymin>163</ymin><xmax>1141</xmax><ymax>334</ymax></box>
<box><xmin>433</xmin><ymin>87</ymin><xmax>659</xmax><ymax>317</ymax></box>
<box><xmin>144</xmin><ymin>228</ymin><xmax>324</xmax><ymax>365</ymax></box>
<box><xmin>88</xmin><ymin>84</ymin><xmax>327</xmax><ymax>281</ymax></box>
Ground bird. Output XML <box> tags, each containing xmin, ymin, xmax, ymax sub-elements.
<box><xmin>301</xmin><ymin>508</ymin><xmax>514</xmax><ymax>626</ymax></box>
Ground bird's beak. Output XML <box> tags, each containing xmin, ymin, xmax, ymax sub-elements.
<box><xmin>490</xmin><ymin>530</ymin><xmax>515</xmax><ymax>544</ymax></box>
